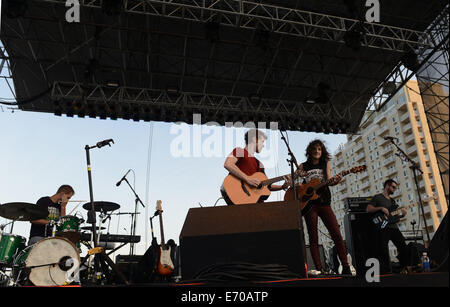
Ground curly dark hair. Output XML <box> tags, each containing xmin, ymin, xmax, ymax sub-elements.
<box><xmin>305</xmin><ymin>139</ymin><xmax>331</xmax><ymax>163</ymax></box>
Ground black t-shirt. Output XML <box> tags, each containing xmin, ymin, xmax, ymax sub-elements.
<box><xmin>370</xmin><ymin>193</ymin><xmax>399</xmax><ymax>229</ymax></box>
<box><xmin>29</xmin><ymin>196</ymin><xmax>61</xmax><ymax>238</ymax></box>
<box><xmin>300</xmin><ymin>160</ymin><xmax>331</xmax><ymax>206</ymax></box>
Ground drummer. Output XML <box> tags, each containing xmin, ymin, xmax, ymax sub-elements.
<box><xmin>28</xmin><ymin>185</ymin><xmax>75</xmax><ymax>246</ymax></box>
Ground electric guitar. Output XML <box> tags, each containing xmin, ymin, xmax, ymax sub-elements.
<box><xmin>155</xmin><ymin>200</ymin><xmax>174</xmax><ymax>276</ymax></box>
<box><xmin>221</xmin><ymin>172</ymin><xmax>298</xmax><ymax>205</ymax></box>
<box><xmin>371</xmin><ymin>202</ymin><xmax>415</xmax><ymax>230</ymax></box>
<box><xmin>284</xmin><ymin>165</ymin><xmax>366</xmax><ymax>214</ymax></box>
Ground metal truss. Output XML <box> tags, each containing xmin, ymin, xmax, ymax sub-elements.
<box><xmin>0</xmin><ymin>45</ymin><xmax>18</xmax><ymax>105</ymax></box>
<box><xmin>359</xmin><ymin>5</ymin><xmax>449</xmax><ymax>129</ymax></box>
<box><xmin>416</xmin><ymin>6</ymin><xmax>449</xmax><ymax>202</ymax></box>
<box><xmin>51</xmin><ymin>80</ymin><xmax>352</xmax><ymax>131</ymax></box>
<box><xmin>41</xmin><ymin>0</ymin><xmax>430</xmax><ymax>52</ymax></box>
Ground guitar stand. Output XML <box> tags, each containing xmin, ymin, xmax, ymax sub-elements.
<box><xmin>84</xmin><ymin>140</ymin><xmax>129</xmax><ymax>286</ymax></box>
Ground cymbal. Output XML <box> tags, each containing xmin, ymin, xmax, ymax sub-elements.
<box><xmin>80</xmin><ymin>226</ymin><xmax>106</xmax><ymax>231</ymax></box>
<box><xmin>82</xmin><ymin>201</ymin><xmax>120</xmax><ymax>212</ymax></box>
<box><xmin>0</xmin><ymin>202</ymin><xmax>48</xmax><ymax>221</ymax></box>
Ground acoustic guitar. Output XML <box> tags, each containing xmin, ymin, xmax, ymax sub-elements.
<box><xmin>221</xmin><ymin>172</ymin><xmax>297</xmax><ymax>205</ymax></box>
<box><xmin>155</xmin><ymin>200</ymin><xmax>174</xmax><ymax>276</ymax></box>
<box><xmin>284</xmin><ymin>165</ymin><xmax>366</xmax><ymax>214</ymax></box>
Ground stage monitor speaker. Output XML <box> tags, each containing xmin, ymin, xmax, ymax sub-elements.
<box><xmin>179</xmin><ymin>201</ymin><xmax>306</xmax><ymax>280</ymax></box>
<box><xmin>344</xmin><ymin>212</ymin><xmax>377</xmax><ymax>276</ymax></box>
<box><xmin>429</xmin><ymin>211</ymin><xmax>448</xmax><ymax>271</ymax></box>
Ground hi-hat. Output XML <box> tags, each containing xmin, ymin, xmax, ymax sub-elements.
<box><xmin>82</xmin><ymin>201</ymin><xmax>120</xmax><ymax>212</ymax></box>
<box><xmin>0</xmin><ymin>202</ymin><xmax>48</xmax><ymax>221</ymax></box>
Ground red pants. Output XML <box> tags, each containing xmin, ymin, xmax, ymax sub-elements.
<box><xmin>304</xmin><ymin>204</ymin><xmax>349</xmax><ymax>270</ymax></box>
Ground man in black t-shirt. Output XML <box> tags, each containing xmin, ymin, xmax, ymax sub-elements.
<box><xmin>28</xmin><ymin>185</ymin><xmax>75</xmax><ymax>245</ymax></box>
<box><xmin>367</xmin><ymin>179</ymin><xmax>408</xmax><ymax>273</ymax></box>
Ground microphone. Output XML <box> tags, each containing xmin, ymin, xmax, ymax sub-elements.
<box><xmin>116</xmin><ymin>169</ymin><xmax>131</xmax><ymax>187</ymax></box>
<box><xmin>383</xmin><ymin>136</ymin><xmax>398</xmax><ymax>140</ymax></box>
<box><xmin>96</xmin><ymin>139</ymin><xmax>114</xmax><ymax>148</ymax></box>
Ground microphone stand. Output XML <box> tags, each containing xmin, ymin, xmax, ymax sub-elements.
<box><xmin>387</xmin><ymin>138</ymin><xmax>431</xmax><ymax>245</ymax></box>
<box><xmin>84</xmin><ymin>140</ymin><xmax>129</xmax><ymax>285</ymax></box>
<box><xmin>121</xmin><ymin>177</ymin><xmax>145</xmax><ymax>255</ymax></box>
<box><xmin>280</xmin><ymin>130</ymin><xmax>300</xmax><ymax>200</ymax></box>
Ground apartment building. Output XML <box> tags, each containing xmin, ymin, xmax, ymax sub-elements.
<box><xmin>320</xmin><ymin>80</ymin><xmax>448</xmax><ymax>261</ymax></box>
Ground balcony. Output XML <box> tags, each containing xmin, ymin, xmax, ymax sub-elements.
<box><xmin>383</xmin><ymin>156</ymin><xmax>396</xmax><ymax>167</ymax></box>
<box><xmin>335</xmin><ymin>157</ymin><xmax>344</xmax><ymax>166</ymax></box>
<box><xmin>382</xmin><ymin>145</ymin><xmax>393</xmax><ymax>156</ymax></box>
<box><xmin>360</xmin><ymin>171</ymin><xmax>369</xmax><ymax>180</ymax></box>
<box><xmin>354</xmin><ymin>142</ymin><xmax>364</xmax><ymax>153</ymax></box>
<box><xmin>360</xmin><ymin>181</ymin><xmax>371</xmax><ymax>190</ymax></box>
<box><xmin>378</xmin><ymin>125</ymin><xmax>389</xmax><ymax>136</ymax></box>
<box><xmin>406</xmin><ymin>146</ymin><xmax>417</xmax><ymax>156</ymax></box>
<box><xmin>337</xmin><ymin>184</ymin><xmax>347</xmax><ymax>192</ymax></box>
<box><xmin>400</xmin><ymin>112</ymin><xmax>410</xmax><ymax>123</ymax></box>
<box><xmin>355</xmin><ymin>152</ymin><xmax>365</xmax><ymax>162</ymax></box>
<box><xmin>405</xmin><ymin>133</ymin><xmax>415</xmax><ymax>145</ymax></box>
<box><xmin>375</xmin><ymin>115</ymin><xmax>387</xmax><ymax>125</ymax></box>
<box><xmin>385</xmin><ymin>167</ymin><xmax>397</xmax><ymax>177</ymax></box>
<box><xmin>403</xmin><ymin>123</ymin><xmax>412</xmax><ymax>133</ymax></box>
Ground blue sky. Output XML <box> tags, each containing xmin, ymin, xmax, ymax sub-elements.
<box><xmin>1</xmin><ymin>91</ymin><xmax>347</xmax><ymax>258</ymax></box>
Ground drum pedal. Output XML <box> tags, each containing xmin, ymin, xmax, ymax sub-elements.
<box><xmin>88</xmin><ymin>247</ymin><xmax>104</xmax><ymax>255</ymax></box>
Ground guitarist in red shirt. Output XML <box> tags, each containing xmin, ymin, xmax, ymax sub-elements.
<box><xmin>223</xmin><ymin>129</ymin><xmax>290</xmax><ymax>202</ymax></box>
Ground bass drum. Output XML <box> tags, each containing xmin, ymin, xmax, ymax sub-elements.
<box><xmin>13</xmin><ymin>237</ymin><xmax>80</xmax><ymax>286</ymax></box>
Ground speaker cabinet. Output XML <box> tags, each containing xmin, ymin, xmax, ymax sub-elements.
<box><xmin>179</xmin><ymin>201</ymin><xmax>306</xmax><ymax>279</ymax></box>
<box><xmin>343</xmin><ymin>212</ymin><xmax>377</xmax><ymax>276</ymax></box>
<box><xmin>429</xmin><ymin>211</ymin><xmax>448</xmax><ymax>271</ymax></box>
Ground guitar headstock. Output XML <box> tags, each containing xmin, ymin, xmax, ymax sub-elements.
<box><xmin>156</xmin><ymin>200</ymin><xmax>163</xmax><ymax>212</ymax></box>
<box><xmin>350</xmin><ymin>165</ymin><xmax>366</xmax><ymax>173</ymax></box>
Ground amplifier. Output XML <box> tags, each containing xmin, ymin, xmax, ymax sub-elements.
<box><xmin>344</xmin><ymin>197</ymin><xmax>373</xmax><ymax>213</ymax></box>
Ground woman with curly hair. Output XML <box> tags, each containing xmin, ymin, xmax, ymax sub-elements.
<box><xmin>296</xmin><ymin>139</ymin><xmax>352</xmax><ymax>275</ymax></box>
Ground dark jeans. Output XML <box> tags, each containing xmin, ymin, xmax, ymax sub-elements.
<box><xmin>377</xmin><ymin>227</ymin><xmax>408</xmax><ymax>273</ymax></box>
<box><xmin>304</xmin><ymin>204</ymin><xmax>349</xmax><ymax>271</ymax></box>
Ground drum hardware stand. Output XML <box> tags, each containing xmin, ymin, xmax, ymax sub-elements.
<box><xmin>84</xmin><ymin>139</ymin><xmax>129</xmax><ymax>285</ymax></box>
<box><xmin>389</xmin><ymin>137</ymin><xmax>431</xmax><ymax>244</ymax></box>
<box><xmin>120</xmin><ymin>176</ymin><xmax>146</xmax><ymax>256</ymax></box>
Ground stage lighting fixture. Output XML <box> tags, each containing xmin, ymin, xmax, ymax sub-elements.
<box><xmin>401</xmin><ymin>50</ymin><xmax>420</xmax><ymax>72</ymax></box>
<box><xmin>102</xmin><ymin>0</ymin><xmax>123</xmax><ymax>16</ymax></box>
<box><xmin>382</xmin><ymin>81</ymin><xmax>397</xmax><ymax>95</ymax></box>
<box><xmin>343</xmin><ymin>23</ymin><xmax>365</xmax><ymax>51</ymax></box>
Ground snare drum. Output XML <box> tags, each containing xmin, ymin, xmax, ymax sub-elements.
<box><xmin>56</xmin><ymin>215</ymin><xmax>81</xmax><ymax>244</ymax></box>
<box><xmin>13</xmin><ymin>237</ymin><xmax>80</xmax><ymax>286</ymax></box>
<box><xmin>0</xmin><ymin>233</ymin><xmax>26</xmax><ymax>266</ymax></box>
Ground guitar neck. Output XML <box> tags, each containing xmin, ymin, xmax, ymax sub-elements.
<box><xmin>391</xmin><ymin>203</ymin><xmax>415</xmax><ymax>216</ymax></box>
<box><xmin>316</xmin><ymin>170</ymin><xmax>351</xmax><ymax>190</ymax></box>
<box><xmin>261</xmin><ymin>173</ymin><xmax>295</xmax><ymax>186</ymax></box>
<box><xmin>158</xmin><ymin>211</ymin><xmax>166</xmax><ymax>249</ymax></box>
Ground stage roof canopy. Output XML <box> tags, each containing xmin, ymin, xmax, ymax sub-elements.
<box><xmin>1</xmin><ymin>0</ymin><xmax>448</xmax><ymax>133</ymax></box>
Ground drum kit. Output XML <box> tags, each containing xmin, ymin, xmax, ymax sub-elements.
<box><xmin>0</xmin><ymin>200</ymin><xmax>122</xmax><ymax>287</ymax></box>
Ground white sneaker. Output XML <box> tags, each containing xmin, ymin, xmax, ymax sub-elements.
<box><xmin>308</xmin><ymin>269</ymin><xmax>322</xmax><ymax>276</ymax></box>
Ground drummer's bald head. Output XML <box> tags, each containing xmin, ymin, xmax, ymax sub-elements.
<box><xmin>57</xmin><ymin>185</ymin><xmax>75</xmax><ymax>195</ymax></box>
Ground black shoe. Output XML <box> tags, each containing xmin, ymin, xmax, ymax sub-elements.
<box><xmin>341</xmin><ymin>266</ymin><xmax>352</xmax><ymax>275</ymax></box>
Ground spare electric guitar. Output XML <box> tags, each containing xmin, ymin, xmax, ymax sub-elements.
<box><xmin>155</xmin><ymin>200</ymin><xmax>174</xmax><ymax>276</ymax></box>
<box><xmin>284</xmin><ymin>165</ymin><xmax>366</xmax><ymax>214</ymax></box>
<box><xmin>371</xmin><ymin>202</ymin><xmax>415</xmax><ymax>230</ymax></box>
<box><xmin>221</xmin><ymin>172</ymin><xmax>298</xmax><ymax>205</ymax></box>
